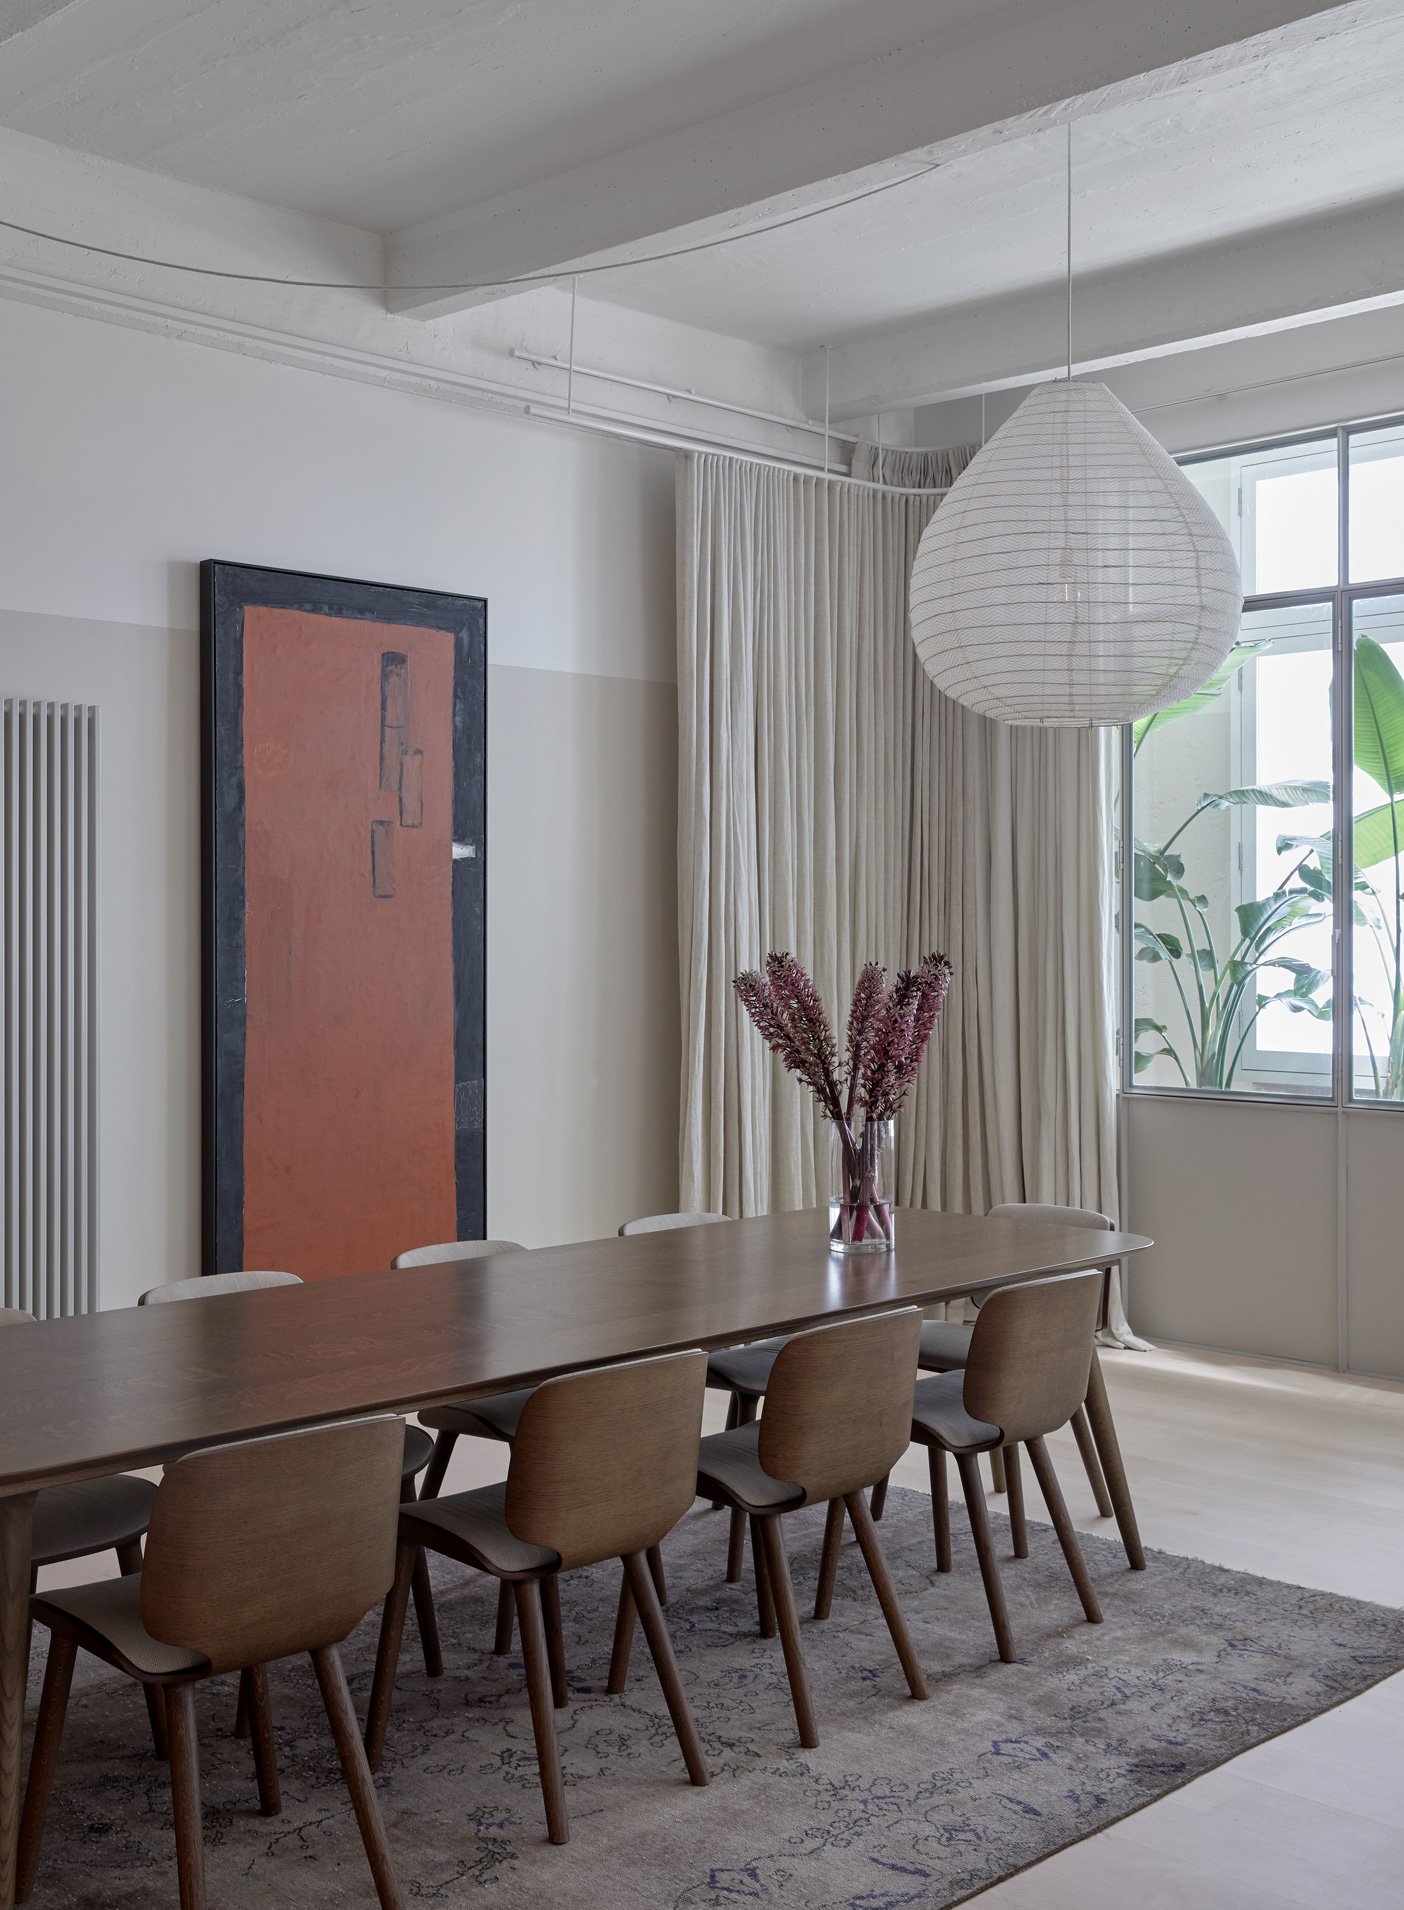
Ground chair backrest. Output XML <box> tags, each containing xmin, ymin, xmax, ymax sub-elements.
<box><xmin>617</xmin><ymin>1211</ymin><xmax>730</xmax><ymax>1237</ymax></box>
<box><xmin>139</xmin><ymin>1270</ymin><xmax>303</xmax><ymax>1305</ymax></box>
<box><xmin>987</xmin><ymin>1201</ymin><xmax>1114</xmax><ymax>1237</ymax></box>
<box><xmin>506</xmin><ymin>1350</ymin><xmax>707</xmax><ymax>1570</ymax></box>
<box><xmin>962</xmin><ymin>1272</ymin><xmax>1101</xmax><ymax>1443</ymax></box>
<box><xmin>0</xmin><ymin>1308</ymin><xmax>34</xmax><ymax>1327</ymax></box>
<box><xmin>140</xmin><ymin>1416</ymin><xmax>404</xmax><ymax>1674</ymax></box>
<box><xmin>759</xmin><ymin>1309</ymin><xmax>921</xmax><ymax>1504</ymax></box>
<box><xmin>392</xmin><ymin>1239</ymin><xmax>526</xmax><ymax>1269</ymax></box>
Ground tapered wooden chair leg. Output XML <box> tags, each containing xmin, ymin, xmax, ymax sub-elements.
<box><xmin>232</xmin><ymin>1669</ymin><xmax>251</xmax><ymax>1740</ymax></box>
<box><xmin>541</xmin><ymin>1577</ymin><xmax>568</xmax><ymax>1708</ymax></box>
<box><xmin>1083</xmin><ymin>1351</ymin><xmax>1145</xmax><ymax>1569</ymax></box>
<box><xmin>166</xmin><ymin>1684</ymin><xmax>206</xmax><ymax>1910</ymax></box>
<box><xmin>607</xmin><ymin>1567</ymin><xmax>636</xmax><ymax>1695</ymax></box>
<box><xmin>312</xmin><ymin>1645</ymin><xmax>405</xmax><ymax>1910</ymax></box>
<box><xmin>725</xmin><ymin>1508</ymin><xmax>747</xmax><ymax>1583</ymax></box>
<box><xmin>16</xmin><ymin>1630</ymin><xmax>76</xmax><ymax>1902</ymax></box>
<box><xmin>409</xmin><ymin>1550</ymin><xmax>442</xmax><ymax>1678</ymax></box>
<box><xmin>844</xmin><ymin>1491</ymin><xmax>927</xmax><ymax>1700</ymax></box>
<box><xmin>955</xmin><ymin>1451</ymin><xmax>1015</xmax><ymax>1664</ymax></box>
<box><xmin>417</xmin><ymin>1431</ymin><xmax>457</xmax><ymax>1502</ymax></box>
<box><xmin>493</xmin><ymin>1579</ymin><xmax>514</xmax><ymax>1655</ymax></box>
<box><xmin>513</xmin><ymin>1580</ymin><xmax>569</xmax><ymax>1845</ymax></box>
<box><xmin>989</xmin><ymin>1445</ymin><xmax>1007</xmax><ymax>1494</ymax></box>
<box><xmin>646</xmin><ymin>1543</ymin><xmax>668</xmax><ymax>1608</ymax></box>
<box><xmin>1004</xmin><ymin>1444</ymin><xmax>1029</xmax><ymax>1559</ymax></box>
<box><xmin>757</xmin><ymin>1518</ymin><xmax>818</xmax><ymax>1749</ymax></box>
<box><xmin>870</xmin><ymin>1472</ymin><xmax>890</xmax><ymax>1521</ymax></box>
<box><xmin>116</xmin><ymin>1539</ymin><xmax>168</xmax><ymax>1758</ymax></box>
<box><xmin>364</xmin><ymin>1542</ymin><xmax>414</xmax><ymax>1773</ymax></box>
<box><xmin>927</xmin><ymin>1446</ymin><xmax>951</xmax><ymax>1573</ymax></box>
<box><xmin>813</xmin><ymin>1498</ymin><xmax>844</xmax><ymax>1620</ymax></box>
<box><xmin>750</xmin><ymin>1514</ymin><xmax>776</xmax><ymax>1638</ymax></box>
<box><xmin>245</xmin><ymin>1664</ymin><xmax>281</xmax><ymax>1817</ymax></box>
<box><xmin>1026</xmin><ymin>1437</ymin><xmax>1102</xmax><ymax>1624</ymax></box>
<box><xmin>622</xmin><ymin>1553</ymin><xmax>708</xmax><ymax>1785</ymax></box>
<box><xmin>725</xmin><ymin>1398</ymin><xmax>760</xmax><ymax>1582</ymax></box>
<box><xmin>143</xmin><ymin>1685</ymin><xmax>170</xmax><ymax>1763</ymax></box>
<box><xmin>1070</xmin><ymin>1405</ymin><xmax>1115</xmax><ymax>1518</ymax></box>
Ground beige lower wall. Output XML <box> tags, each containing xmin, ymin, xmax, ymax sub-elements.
<box><xmin>1343</xmin><ymin>1109</ymin><xmax>1404</xmax><ymax>1379</ymax></box>
<box><xmin>1125</xmin><ymin>1093</ymin><xmax>1404</xmax><ymax>1377</ymax></box>
<box><xmin>0</xmin><ymin>606</ymin><xmax>680</xmax><ymax>1308</ymax></box>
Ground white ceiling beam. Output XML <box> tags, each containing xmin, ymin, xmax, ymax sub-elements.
<box><xmin>0</xmin><ymin>1</ymin><xmax>88</xmax><ymax>44</ymax></box>
<box><xmin>802</xmin><ymin>194</ymin><xmax>1404</xmax><ymax>418</ymax></box>
<box><xmin>385</xmin><ymin>0</ymin><xmax>1361</xmax><ymax>320</ymax></box>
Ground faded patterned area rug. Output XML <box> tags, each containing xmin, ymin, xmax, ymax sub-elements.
<box><xmin>20</xmin><ymin>1488</ymin><xmax>1404</xmax><ymax>1908</ymax></box>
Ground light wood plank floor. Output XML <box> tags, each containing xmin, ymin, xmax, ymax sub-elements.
<box><xmin>966</xmin><ymin>1345</ymin><xmax>1404</xmax><ymax>1908</ymax></box>
<box><xmin>37</xmin><ymin>1341</ymin><xmax>1404</xmax><ymax>1906</ymax></box>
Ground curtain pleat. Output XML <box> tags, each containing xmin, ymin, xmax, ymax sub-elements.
<box><xmin>676</xmin><ymin>446</ymin><xmax>1139</xmax><ymax>1340</ymax></box>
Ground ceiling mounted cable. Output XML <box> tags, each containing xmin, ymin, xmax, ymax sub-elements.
<box><xmin>0</xmin><ymin>163</ymin><xmax>938</xmax><ymax>294</ymax></box>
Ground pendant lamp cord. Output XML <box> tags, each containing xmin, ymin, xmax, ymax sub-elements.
<box><xmin>1065</xmin><ymin>119</ymin><xmax>1074</xmax><ymax>382</ymax></box>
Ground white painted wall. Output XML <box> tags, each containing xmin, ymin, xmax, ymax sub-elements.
<box><xmin>0</xmin><ymin>297</ymin><xmax>682</xmax><ymax>1308</ymax></box>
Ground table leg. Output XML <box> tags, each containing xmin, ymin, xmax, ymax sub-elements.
<box><xmin>0</xmin><ymin>1492</ymin><xmax>36</xmax><ymax>1910</ymax></box>
<box><xmin>1083</xmin><ymin>1351</ymin><xmax>1145</xmax><ymax>1570</ymax></box>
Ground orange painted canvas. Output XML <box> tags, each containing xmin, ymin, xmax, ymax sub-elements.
<box><xmin>203</xmin><ymin>566</ymin><xmax>487</xmax><ymax>1280</ymax></box>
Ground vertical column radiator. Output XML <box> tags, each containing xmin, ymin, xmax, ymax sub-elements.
<box><xmin>2</xmin><ymin>700</ymin><xmax>98</xmax><ymax>1317</ymax></box>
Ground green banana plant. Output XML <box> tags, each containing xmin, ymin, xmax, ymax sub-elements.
<box><xmin>1132</xmin><ymin>780</ymin><xmax>1332</xmax><ymax>1090</ymax></box>
<box><xmin>1129</xmin><ymin>627</ymin><xmax>1331</xmax><ymax>1088</ymax></box>
<box><xmin>1132</xmin><ymin>632</ymin><xmax>1404</xmax><ymax>1096</ymax></box>
<box><xmin>1347</xmin><ymin>634</ymin><xmax>1404</xmax><ymax>1098</ymax></box>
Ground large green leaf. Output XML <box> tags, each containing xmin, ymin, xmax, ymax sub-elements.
<box><xmin>1133</xmin><ymin>923</ymin><xmax>1182</xmax><ymax>962</ymax></box>
<box><xmin>1133</xmin><ymin>843</ymin><xmax>1188</xmax><ymax>901</ymax></box>
<box><xmin>1353</xmin><ymin>797</ymin><xmax>1404</xmax><ymax>869</ymax></box>
<box><xmin>1199</xmin><ymin>780</ymin><xmax>1331</xmax><ymax>813</ymax></box>
<box><xmin>1131</xmin><ymin>638</ymin><xmax>1264</xmax><ymax>753</ymax></box>
<box><xmin>1354</xmin><ymin>634</ymin><xmax>1404</xmax><ymax>800</ymax></box>
<box><xmin>1234</xmin><ymin>892</ymin><xmax>1321</xmax><ymax>945</ymax></box>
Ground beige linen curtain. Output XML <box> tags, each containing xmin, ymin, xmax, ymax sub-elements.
<box><xmin>676</xmin><ymin>445</ymin><xmax>1145</xmax><ymax>1344</ymax></box>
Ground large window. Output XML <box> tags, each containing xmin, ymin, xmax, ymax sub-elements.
<box><xmin>1125</xmin><ymin>417</ymin><xmax>1404</xmax><ymax>1105</ymax></box>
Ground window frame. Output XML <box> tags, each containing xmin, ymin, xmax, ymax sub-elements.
<box><xmin>1121</xmin><ymin>412</ymin><xmax>1404</xmax><ymax>1110</ymax></box>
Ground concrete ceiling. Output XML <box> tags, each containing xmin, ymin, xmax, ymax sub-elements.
<box><xmin>609</xmin><ymin>20</ymin><xmax>1404</xmax><ymax>352</ymax></box>
<box><xmin>0</xmin><ymin>0</ymin><xmax>1400</xmax><ymax>421</ymax></box>
<box><xmin>0</xmin><ymin>0</ymin><xmax>963</xmax><ymax>232</ymax></box>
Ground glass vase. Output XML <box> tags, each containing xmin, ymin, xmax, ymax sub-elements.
<box><xmin>827</xmin><ymin>1116</ymin><xmax>895</xmax><ymax>1253</ymax></box>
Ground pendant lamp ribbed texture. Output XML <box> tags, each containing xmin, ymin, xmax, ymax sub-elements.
<box><xmin>909</xmin><ymin>380</ymin><xmax>1243</xmax><ymax>726</ymax></box>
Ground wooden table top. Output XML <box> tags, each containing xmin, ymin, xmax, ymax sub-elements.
<box><xmin>0</xmin><ymin>1208</ymin><xmax>1149</xmax><ymax>1497</ymax></box>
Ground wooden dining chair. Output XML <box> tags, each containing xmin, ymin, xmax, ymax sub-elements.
<box><xmin>916</xmin><ymin>1204</ymin><xmax>1119</xmax><ymax>1540</ymax></box>
<box><xmin>617</xmin><ymin>1212</ymin><xmax>806</xmax><ymax>1578</ymax></box>
<box><xmin>18</xmin><ymin>1416</ymin><xmax>407</xmax><ymax>1910</ymax></box>
<box><xmin>364</xmin><ymin>1350</ymin><xmax>709</xmax><ymax>1846</ymax></box>
<box><xmin>392</xmin><ymin>1238</ymin><xmax>670</xmax><ymax>1666</ymax></box>
<box><xmin>139</xmin><ymin>1272</ymin><xmax>443</xmax><ymax>1682</ymax></box>
<box><xmin>617</xmin><ymin>1211</ymin><xmax>730</xmax><ymax>1236</ymax></box>
<box><xmin>908</xmin><ymin>1271</ymin><xmax>1105</xmax><ymax>1664</ymax></box>
<box><xmin>393</xmin><ymin>1239</ymin><xmax>529</xmax><ymax>1513</ymax></box>
<box><xmin>0</xmin><ymin>1310</ymin><xmax>162</xmax><ymax>1753</ymax></box>
<box><xmin>693</xmin><ymin>1309</ymin><xmax>927</xmax><ymax>1749</ymax></box>
<box><xmin>392</xmin><ymin>1238</ymin><xmax>527</xmax><ymax>1268</ymax></box>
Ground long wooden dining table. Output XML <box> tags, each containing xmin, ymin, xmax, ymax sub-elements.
<box><xmin>0</xmin><ymin>1205</ymin><xmax>1151</xmax><ymax>1904</ymax></box>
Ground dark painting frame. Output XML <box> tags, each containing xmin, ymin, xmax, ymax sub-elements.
<box><xmin>201</xmin><ymin>561</ymin><xmax>487</xmax><ymax>1275</ymax></box>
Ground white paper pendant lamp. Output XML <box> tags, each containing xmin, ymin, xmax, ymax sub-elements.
<box><xmin>909</xmin><ymin>380</ymin><xmax>1243</xmax><ymax>726</ymax></box>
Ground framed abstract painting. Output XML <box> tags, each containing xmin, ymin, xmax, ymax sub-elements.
<box><xmin>201</xmin><ymin>562</ymin><xmax>486</xmax><ymax>1278</ymax></box>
